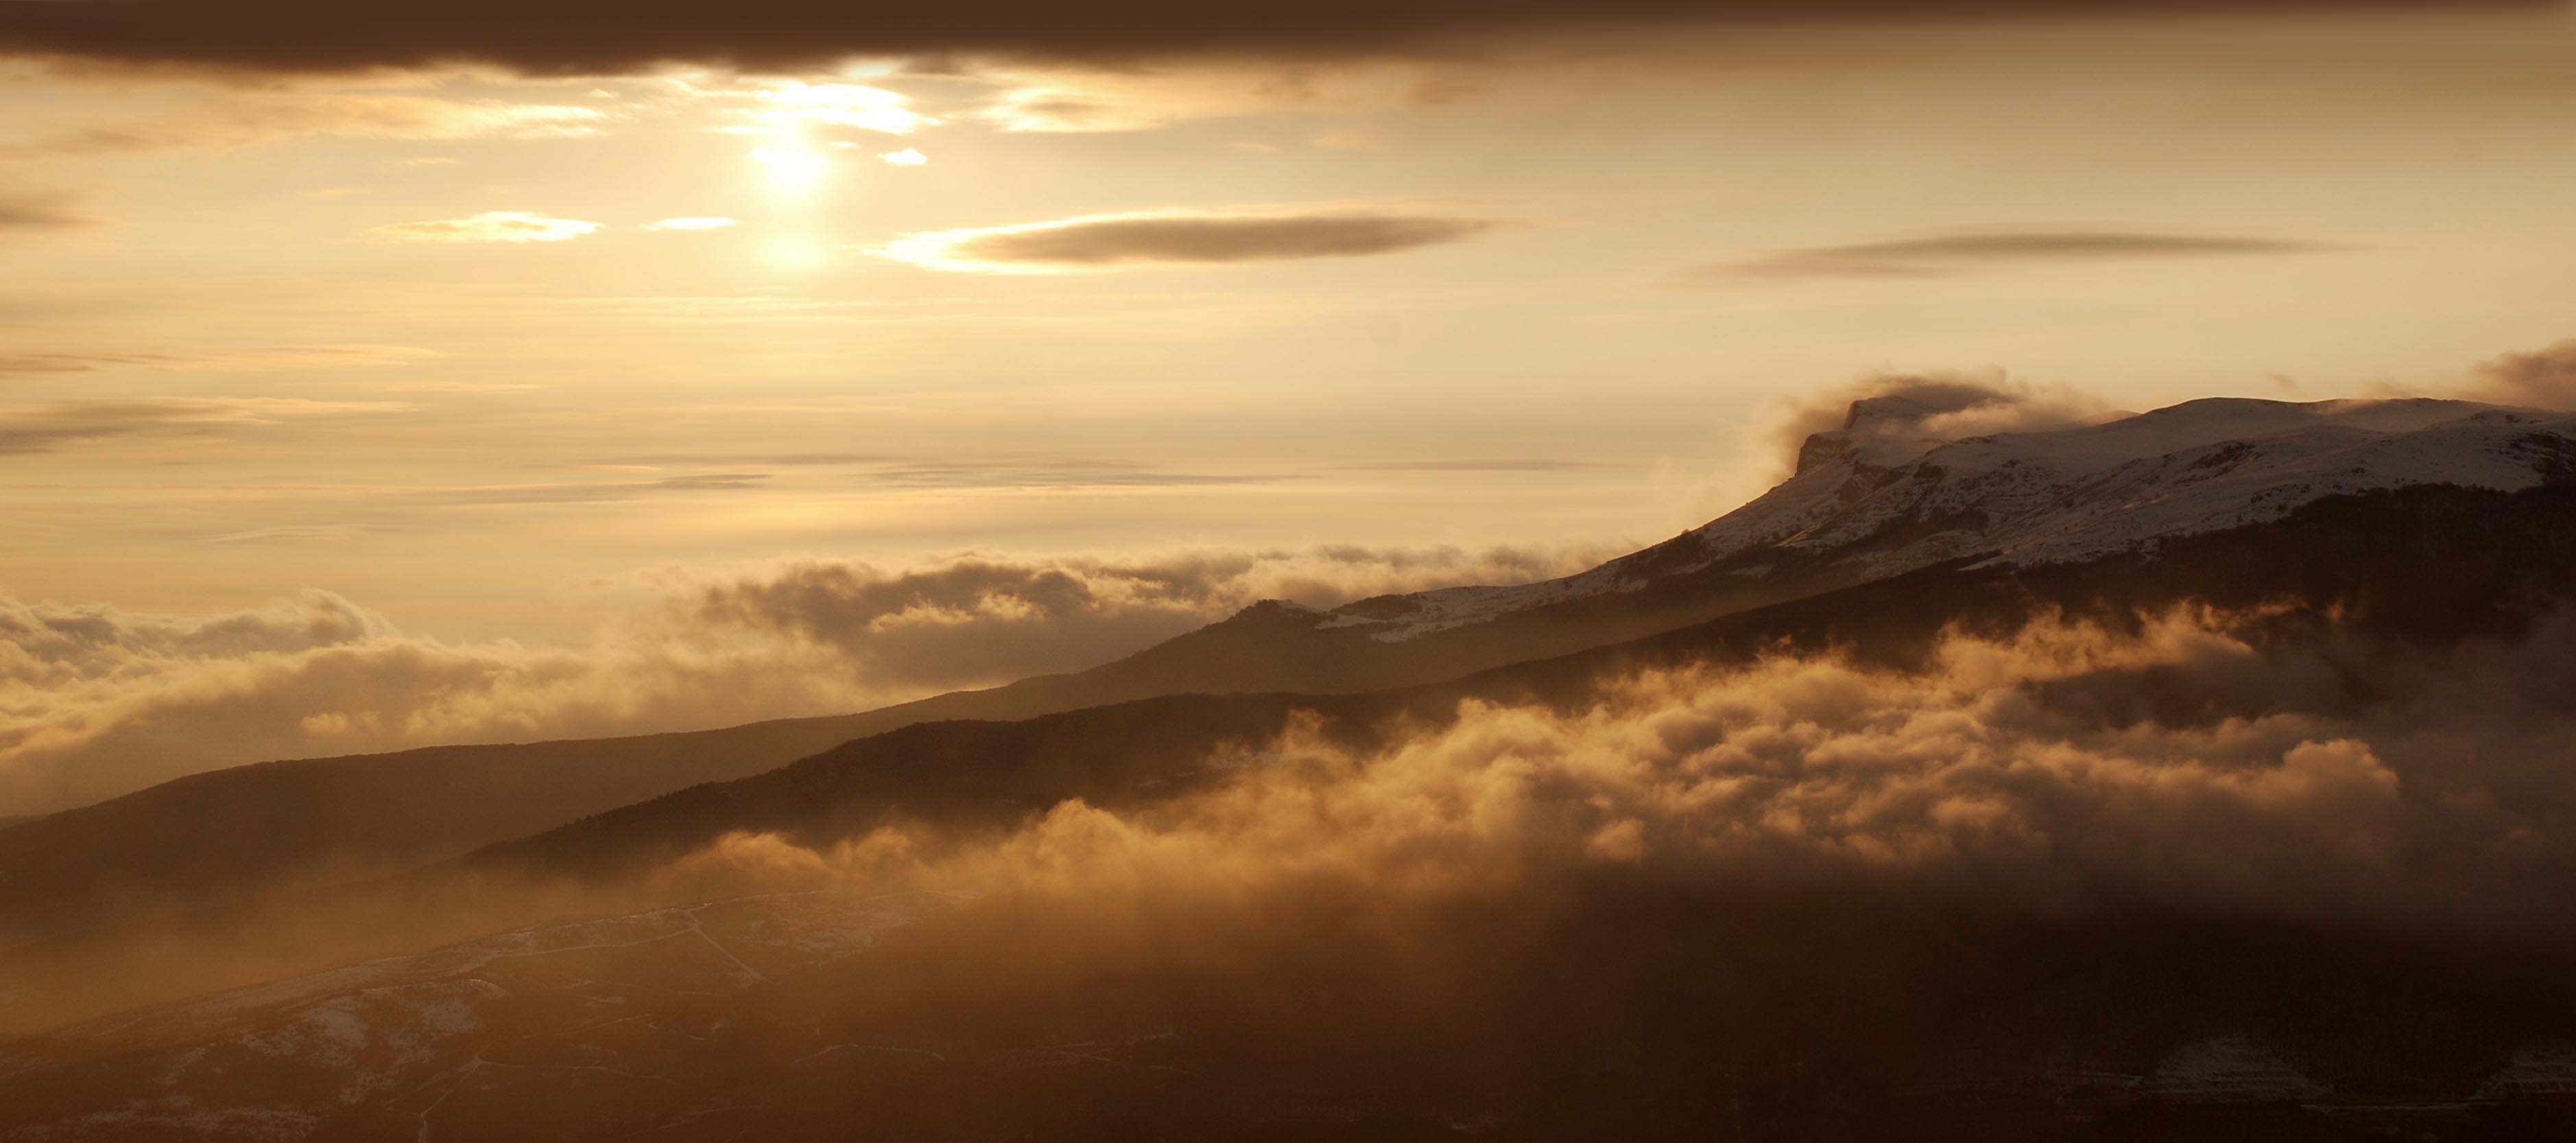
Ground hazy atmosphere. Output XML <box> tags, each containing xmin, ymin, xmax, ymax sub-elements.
<box><xmin>4</xmin><ymin>2</ymin><xmax>2575</xmax><ymax>1140</ymax></box>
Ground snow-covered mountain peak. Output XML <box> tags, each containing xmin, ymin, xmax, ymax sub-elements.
<box><xmin>1315</xmin><ymin>394</ymin><xmax>2574</xmax><ymax>644</ymax></box>
<box><xmin>1703</xmin><ymin>396</ymin><xmax>2571</xmax><ymax>573</ymax></box>
<box><xmin>1793</xmin><ymin>384</ymin><xmax>2053</xmax><ymax>474</ymax></box>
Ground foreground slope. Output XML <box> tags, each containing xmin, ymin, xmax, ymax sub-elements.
<box><xmin>5</xmin><ymin>885</ymin><xmax>2573</xmax><ymax>1142</ymax></box>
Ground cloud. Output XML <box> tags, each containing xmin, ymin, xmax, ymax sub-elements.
<box><xmin>0</xmin><ymin>397</ymin><xmax>409</xmax><ymax>455</ymax></box>
<box><xmin>876</xmin><ymin>147</ymin><xmax>927</xmax><ymax>166</ymax></box>
<box><xmin>859</xmin><ymin>457</ymin><xmax>1292</xmax><ymax>489</ymax></box>
<box><xmin>0</xmin><ymin>1</ymin><xmax>2533</xmax><ymax>75</ymax></box>
<box><xmin>0</xmin><ymin>544</ymin><xmax>1609</xmax><ymax>814</ymax></box>
<box><xmin>1684</xmin><ymin>368</ymin><xmax>2116</xmax><ymax>516</ymax></box>
<box><xmin>0</xmin><ymin>344</ymin><xmax>433</xmax><ymax>376</ymax></box>
<box><xmin>880</xmin><ymin>209</ymin><xmax>1515</xmax><ymax>272</ymax></box>
<box><xmin>366</xmin><ymin>210</ymin><xmax>602</xmax><ymax>243</ymax></box>
<box><xmin>12</xmin><ymin>601</ymin><xmax>2576</xmax><ymax>1096</ymax></box>
<box><xmin>958</xmin><ymin>59</ymin><xmax>1513</xmax><ymax>134</ymax></box>
<box><xmin>0</xmin><ymin>190</ymin><xmax>98</xmax><ymax>235</ymax></box>
<box><xmin>692</xmin><ymin>604</ymin><xmax>2576</xmax><ymax>945</ymax></box>
<box><xmin>2457</xmin><ymin>337</ymin><xmax>2576</xmax><ymax>411</ymax></box>
<box><xmin>643</xmin><ymin>216</ymin><xmax>737</xmax><ymax>231</ymax></box>
<box><xmin>1341</xmin><ymin>458</ymin><xmax>1642</xmax><ymax>472</ymax></box>
<box><xmin>1</xmin><ymin>92</ymin><xmax>603</xmax><ymax>156</ymax></box>
<box><xmin>593</xmin><ymin>452</ymin><xmax>1293</xmax><ymax>489</ymax></box>
<box><xmin>1689</xmin><ymin>228</ymin><xmax>2335</xmax><ymax>282</ymax></box>
<box><xmin>693</xmin><ymin>545</ymin><xmax>1613</xmax><ymax>690</ymax></box>
<box><xmin>0</xmin><ymin>589</ymin><xmax>866</xmax><ymax>817</ymax></box>
<box><xmin>760</xmin><ymin>81</ymin><xmax>925</xmax><ymax>134</ymax></box>
<box><xmin>376</xmin><ymin>380</ymin><xmax>535</xmax><ymax>394</ymax></box>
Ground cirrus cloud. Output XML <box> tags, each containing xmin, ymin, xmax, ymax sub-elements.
<box><xmin>1</xmin><ymin>92</ymin><xmax>604</xmax><ymax>158</ymax></box>
<box><xmin>642</xmin><ymin>216</ymin><xmax>737</xmax><ymax>231</ymax></box>
<box><xmin>0</xmin><ymin>396</ymin><xmax>411</xmax><ymax>456</ymax></box>
<box><xmin>366</xmin><ymin>210</ymin><xmax>602</xmax><ymax>243</ymax></box>
<box><xmin>0</xmin><ymin>189</ymin><xmax>99</xmax><ymax>237</ymax></box>
<box><xmin>0</xmin><ymin>344</ymin><xmax>434</xmax><ymax>377</ymax></box>
<box><xmin>1688</xmin><ymin>228</ymin><xmax>2337</xmax><ymax>282</ymax></box>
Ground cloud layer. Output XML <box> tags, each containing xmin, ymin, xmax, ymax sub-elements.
<box><xmin>0</xmin><ymin>1</ymin><xmax>2538</xmax><ymax>75</ymax></box>
<box><xmin>693</xmin><ymin>604</ymin><xmax>2576</xmax><ymax>943</ymax></box>
<box><xmin>0</xmin><ymin>544</ymin><xmax>1606</xmax><ymax>815</ymax></box>
<box><xmin>3</xmin><ymin>91</ymin><xmax>601</xmax><ymax>157</ymax></box>
<box><xmin>1693</xmin><ymin>228</ymin><xmax>2333</xmax><ymax>282</ymax></box>
<box><xmin>0</xmin><ymin>345</ymin><xmax>432</xmax><ymax>377</ymax></box>
<box><xmin>0</xmin><ymin>397</ymin><xmax>409</xmax><ymax>455</ymax></box>
<box><xmin>366</xmin><ymin>210</ymin><xmax>601</xmax><ymax>243</ymax></box>
<box><xmin>0</xmin><ymin>190</ymin><xmax>96</xmax><ymax>236</ymax></box>
<box><xmin>881</xmin><ymin>210</ymin><xmax>1514</xmax><ymax>272</ymax></box>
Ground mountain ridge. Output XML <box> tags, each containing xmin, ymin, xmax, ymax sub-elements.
<box><xmin>7</xmin><ymin>394</ymin><xmax>2566</xmax><ymax>950</ymax></box>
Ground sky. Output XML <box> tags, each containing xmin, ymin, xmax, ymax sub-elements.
<box><xmin>2</xmin><ymin>1</ymin><xmax>2574</xmax><ymax>811</ymax></box>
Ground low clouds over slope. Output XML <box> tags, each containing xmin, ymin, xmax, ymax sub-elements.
<box><xmin>1683</xmin><ymin>367</ymin><xmax>2115</xmax><ymax>514</ymax></box>
<box><xmin>696</xmin><ymin>605</ymin><xmax>2576</xmax><ymax>948</ymax></box>
<box><xmin>2459</xmin><ymin>338</ymin><xmax>2576</xmax><ymax>411</ymax></box>
<box><xmin>0</xmin><ymin>545</ymin><xmax>1606</xmax><ymax>815</ymax></box>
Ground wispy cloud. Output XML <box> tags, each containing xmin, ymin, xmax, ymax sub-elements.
<box><xmin>876</xmin><ymin>148</ymin><xmax>927</xmax><ymax>167</ymax></box>
<box><xmin>0</xmin><ymin>345</ymin><xmax>434</xmax><ymax>376</ymax></box>
<box><xmin>597</xmin><ymin>452</ymin><xmax>1296</xmax><ymax>490</ymax></box>
<box><xmin>0</xmin><ymin>190</ymin><xmax>99</xmax><ymax>236</ymax></box>
<box><xmin>367</xmin><ymin>211</ymin><xmax>602</xmax><ymax>243</ymax></box>
<box><xmin>759</xmin><ymin>82</ymin><xmax>926</xmax><ymax>135</ymax></box>
<box><xmin>1689</xmin><ymin>228</ymin><xmax>2336</xmax><ymax>282</ymax></box>
<box><xmin>643</xmin><ymin>217</ymin><xmax>737</xmax><ymax>232</ymax></box>
<box><xmin>0</xmin><ymin>397</ymin><xmax>410</xmax><ymax>455</ymax></box>
<box><xmin>416</xmin><ymin>474</ymin><xmax>774</xmax><ymax>506</ymax></box>
<box><xmin>881</xmin><ymin>208</ymin><xmax>1517</xmax><ymax>273</ymax></box>
<box><xmin>2</xmin><ymin>93</ymin><xmax>603</xmax><ymax>157</ymax></box>
<box><xmin>860</xmin><ymin>459</ymin><xmax>1294</xmax><ymax>490</ymax></box>
<box><xmin>1341</xmin><ymin>459</ymin><xmax>1643</xmax><ymax>472</ymax></box>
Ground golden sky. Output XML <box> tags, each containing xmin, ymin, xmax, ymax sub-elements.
<box><xmin>1</xmin><ymin>3</ymin><xmax>2573</xmax><ymax>810</ymax></box>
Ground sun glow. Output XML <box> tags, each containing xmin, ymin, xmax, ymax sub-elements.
<box><xmin>764</xmin><ymin>234</ymin><xmax>827</xmax><ymax>269</ymax></box>
<box><xmin>750</xmin><ymin>146</ymin><xmax>828</xmax><ymax>191</ymax></box>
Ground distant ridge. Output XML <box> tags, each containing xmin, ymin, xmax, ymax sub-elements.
<box><xmin>10</xmin><ymin>395</ymin><xmax>2568</xmax><ymax>948</ymax></box>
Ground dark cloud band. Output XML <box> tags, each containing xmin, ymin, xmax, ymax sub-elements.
<box><xmin>2</xmin><ymin>1</ymin><xmax>2542</xmax><ymax>75</ymax></box>
<box><xmin>0</xmin><ymin>191</ymin><xmax>97</xmax><ymax>235</ymax></box>
<box><xmin>886</xmin><ymin>211</ymin><xmax>1514</xmax><ymax>270</ymax></box>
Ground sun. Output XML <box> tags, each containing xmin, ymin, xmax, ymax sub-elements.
<box><xmin>750</xmin><ymin>145</ymin><xmax>828</xmax><ymax>191</ymax></box>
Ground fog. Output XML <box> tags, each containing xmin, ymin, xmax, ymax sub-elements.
<box><xmin>13</xmin><ymin>603</ymin><xmax>2571</xmax><ymax>1049</ymax></box>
